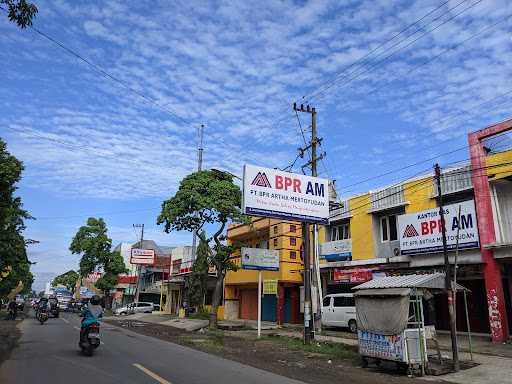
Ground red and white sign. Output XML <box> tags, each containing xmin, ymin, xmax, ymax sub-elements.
<box><xmin>130</xmin><ymin>248</ymin><xmax>155</xmax><ymax>265</ymax></box>
<box><xmin>333</xmin><ymin>269</ymin><xmax>373</xmax><ymax>283</ymax></box>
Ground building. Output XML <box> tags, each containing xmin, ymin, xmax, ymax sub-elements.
<box><xmin>319</xmin><ymin>119</ymin><xmax>512</xmax><ymax>342</ymax></box>
<box><xmin>224</xmin><ymin>218</ymin><xmax>303</xmax><ymax>324</ymax></box>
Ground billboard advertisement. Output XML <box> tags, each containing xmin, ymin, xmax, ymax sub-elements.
<box><xmin>320</xmin><ymin>239</ymin><xmax>352</xmax><ymax>261</ymax></box>
<box><xmin>398</xmin><ymin>200</ymin><xmax>480</xmax><ymax>255</ymax></box>
<box><xmin>130</xmin><ymin>248</ymin><xmax>155</xmax><ymax>265</ymax></box>
<box><xmin>242</xmin><ymin>164</ymin><xmax>329</xmax><ymax>224</ymax></box>
<box><xmin>241</xmin><ymin>247</ymin><xmax>279</xmax><ymax>271</ymax></box>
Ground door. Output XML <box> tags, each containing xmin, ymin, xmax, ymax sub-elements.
<box><xmin>332</xmin><ymin>296</ymin><xmax>349</xmax><ymax>326</ymax></box>
<box><xmin>321</xmin><ymin>296</ymin><xmax>333</xmax><ymax>326</ymax></box>
<box><xmin>240</xmin><ymin>289</ymin><xmax>258</xmax><ymax>320</ymax></box>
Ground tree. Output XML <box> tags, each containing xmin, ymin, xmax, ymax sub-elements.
<box><xmin>0</xmin><ymin>138</ymin><xmax>33</xmax><ymax>297</ymax></box>
<box><xmin>69</xmin><ymin>217</ymin><xmax>127</xmax><ymax>307</ymax></box>
<box><xmin>52</xmin><ymin>270</ymin><xmax>79</xmax><ymax>293</ymax></box>
<box><xmin>157</xmin><ymin>170</ymin><xmax>246</xmax><ymax>328</ymax></box>
<box><xmin>0</xmin><ymin>0</ymin><xmax>38</xmax><ymax>28</ymax></box>
<box><xmin>187</xmin><ymin>231</ymin><xmax>210</xmax><ymax>311</ymax></box>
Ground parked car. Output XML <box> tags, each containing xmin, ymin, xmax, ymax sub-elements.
<box><xmin>321</xmin><ymin>293</ymin><xmax>357</xmax><ymax>333</ymax></box>
<box><xmin>114</xmin><ymin>302</ymin><xmax>154</xmax><ymax>315</ymax></box>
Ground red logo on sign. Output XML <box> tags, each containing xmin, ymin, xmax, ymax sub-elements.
<box><xmin>251</xmin><ymin>172</ymin><xmax>272</xmax><ymax>188</ymax></box>
<box><xmin>403</xmin><ymin>224</ymin><xmax>419</xmax><ymax>238</ymax></box>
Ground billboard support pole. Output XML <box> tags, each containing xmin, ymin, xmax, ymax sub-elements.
<box><xmin>303</xmin><ymin>222</ymin><xmax>313</xmax><ymax>344</ymax></box>
<box><xmin>258</xmin><ymin>270</ymin><xmax>262</xmax><ymax>338</ymax></box>
<box><xmin>133</xmin><ymin>223</ymin><xmax>144</xmax><ymax>303</ymax></box>
<box><xmin>434</xmin><ymin>164</ymin><xmax>459</xmax><ymax>372</ymax></box>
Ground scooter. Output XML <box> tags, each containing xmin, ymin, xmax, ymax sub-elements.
<box><xmin>79</xmin><ymin>323</ymin><xmax>100</xmax><ymax>356</ymax></box>
<box><xmin>36</xmin><ymin>310</ymin><xmax>48</xmax><ymax>324</ymax></box>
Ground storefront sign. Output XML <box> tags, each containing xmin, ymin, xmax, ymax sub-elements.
<box><xmin>242</xmin><ymin>164</ymin><xmax>329</xmax><ymax>224</ymax></box>
<box><xmin>263</xmin><ymin>280</ymin><xmax>278</xmax><ymax>295</ymax></box>
<box><xmin>241</xmin><ymin>247</ymin><xmax>280</xmax><ymax>271</ymax></box>
<box><xmin>333</xmin><ymin>269</ymin><xmax>373</xmax><ymax>283</ymax></box>
<box><xmin>130</xmin><ymin>248</ymin><xmax>155</xmax><ymax>265</ymax></box>
<box><xmin>320</xmin><ymin>239</ymin><xmax>352</xmax><ymax>261</ymax></box>
<box><xmin>398</xmin><ymin>200</ymin><xmax>480</xmax><ymax>255</ymax></box>
<box><xmin>358</xmin><ymin>331</ymin><xmax>404</xmax><ymax>362</ymax></box>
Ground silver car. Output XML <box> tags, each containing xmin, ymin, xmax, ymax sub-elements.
<box><xmin>114</xmin><ymin>302</ymin><xmax>154</xmax><ymax>315</ymax></box>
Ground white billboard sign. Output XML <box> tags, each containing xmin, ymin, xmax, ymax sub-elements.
<box><xmin>320</xmin><ymin>239</ymin><xmax>352</xmax><ymax>262</ymax></box>
<box><xmin>242</xmin><ymin>164</ymin><xmax>329</xmax><ymax>224</ymax></box>
<box><xmin>398</xmin><ymin>200</ymin><xmax>480</xmax><ymax>255</ymax></box>
<box><xmin>241</xmin><ymin>247</ymin><xmax>280</xmax><ymax>271</ymax></box>
<box><xmin>130</xmin><ymin>248</ymin><xmax>155</xmax><ymax>265</ymax></box>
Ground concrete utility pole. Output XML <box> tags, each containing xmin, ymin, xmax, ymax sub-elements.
<box><xmin>294</xmin><ymin>103</ymin><xmax>326</xmax><ymax>344</ymax></box>
<box><xmin>133</xmin><ymin>223</ymin><xmax>144</xmax><ymax>303</ymax></box>
<box><xmin>191</xmin><ymin>124</ymin><xmax>204</xmax><ymax>265</ymax></box>
<box><xmin>434</xmin><ymin>164</ymin><xmax>459</xmax><ymax>371</ymax></box>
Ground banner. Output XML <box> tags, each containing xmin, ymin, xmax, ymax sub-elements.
<box><xmin>398</xmin><ymin>200</ymin><xmax>479</xmax><ymax>255</ymax></box>
<box><xmin>242</xmin><ymin>164</ymin><xmax>329</xmax><ymax>224</ymax></box>
<box><xmin>320</xmin><ymin>239</ymin><xmax>352</xmax><ymax>261</ymax></box>
<box><xmin>241</xmin><ymin>247</ymin><xmax>280</xmax><ymax>271</ymax></box>
<box><xmin>263</xmin><ymin>280</ymin><xmax>278</xmax><ymax>295</ymax></box>
<box><xmin>333</xmin><ymin>269</ymin><xmax>373</xmax><ymax>283</ymax></box>
<box><xmin>130</xmin><ymin>248</ymin><xmax>155</xmax><ymax>265</ymax></box>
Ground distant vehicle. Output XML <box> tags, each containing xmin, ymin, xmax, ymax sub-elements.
<box><xmin>114</xmin><ymin>302</ymin><xmax>154</xmax><ymax>315</ymax></box>
<box><xmin>153</xmin><ymin>304</ymin><xmax>161</xmax><ymax>312</ymax></box>
<box><xmin>321</xmin><ymin>293</ymin><xmax>357</xmax><ymax>333</ymax></box>
<box><xmin>57</xmin><ymin>295</ymin><xmax>73</xmax><ymax>311</ymax></box>
<box><xmin>15</xmin><ymin>295</ymin><xmax>25</xmax><ymax>311</ymax></box>
<box><xmin>48</xmin><ymin>297</ymin><xmax>59</xmax><ymax>318</ymax></box>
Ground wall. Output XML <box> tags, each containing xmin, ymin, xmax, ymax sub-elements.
<box><xmin>349</xmin><ymin>193</ymin><xmax>374</xmax><ymax>260</ymax></box>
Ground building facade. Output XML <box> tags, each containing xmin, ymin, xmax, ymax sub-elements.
<box><xmin>224</xmin><ymin>218</ymin><xmax>304</xmax><ymax>324</ymax></box>
<box><xmin>319</xmin><ymin>120</ymin><xmax>512</xmax><ymax>342</ymax></box>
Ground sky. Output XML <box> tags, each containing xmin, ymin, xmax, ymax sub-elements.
<box><xmin>1</xmin><ymin>0</ymin><xmax>512</xmax><ymax>290</ymax></box>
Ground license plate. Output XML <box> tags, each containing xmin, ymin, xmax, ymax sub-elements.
<box><xmin>88</xmin><ymin>333</ymin><xmax>99</xmax><ymax>339</ymax></box>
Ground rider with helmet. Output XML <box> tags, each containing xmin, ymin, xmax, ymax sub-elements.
<box><xmin>79</xmin><ymin>295</ymin><xmax>103</xmax><ymax>345</ymax></box>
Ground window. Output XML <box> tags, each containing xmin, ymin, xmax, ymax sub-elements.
<box><xmin>290</xmin><ymin>251</ymin><xmax>296</xmax><ymax>259</ymax></box>
<box><xmin>333</xmin><ymin>297</ymin><xmax>345</xmax><ymax>307</ymax></box>
<box><xmin>290</xmin><ymin>237</ymin><xmax>296</xmax><ymax>246</ymax></box>
<box><xmin>380</xmin><ymin>214</ymin><xmax>398</xmax><ymax>242</ymax></box>
<box><xmin>331</xmin><ymin>222</ymin><xmax>350</xmax><ymax>241</ymax></box>
<box><xmin>273</xmin><ymin>226</ymin><xmax>278</xmax><ymax>234</ymax></box>
<box><xmin>273</xmin><ymin>238</ymin><xmax>278</xmax><ymax>247</ymax></box>
<box><xmin>323</xmin><ymin>297</ymin><xmax>331</xmax><ymax>307</ymax></box>
<box><xmin>290</xmin><ymin>224</ymin><xmax>296</xmax><ymax>233</ymax></box>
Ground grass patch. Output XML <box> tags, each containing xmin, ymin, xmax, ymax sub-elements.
<box><xmin>188</xmin><ymin>311</ymin><xmax>210</xmax><ymax>320</ymax></box>
<box><xmin>259</xmin><ymin>335</ymin><xmax>357</xmax><ymax>360</ymax></box>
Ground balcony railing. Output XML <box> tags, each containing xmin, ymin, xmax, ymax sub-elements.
<box><xmin>370</xmin><ymin>184</ymin><xmax>405</xmax><ymax>211</ymax></box>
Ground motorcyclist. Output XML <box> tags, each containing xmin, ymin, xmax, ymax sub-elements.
<box><xmin>7</xmin><ymin>299</ymin><xmax>17</xmax><ymax>320</ymax></box>
<box><xmin>79</xmin><ymin>295</ymin><xmax>103</xmax><ymax>345</ymax></box>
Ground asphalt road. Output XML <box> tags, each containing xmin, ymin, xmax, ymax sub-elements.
<box><xmin>0</xmin><ymin>311</ymin><xmax>304</xmax><ymax>384</ymax></box>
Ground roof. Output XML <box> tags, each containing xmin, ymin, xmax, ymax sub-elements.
<box><xmin>352</xmin><ymin>273</ymin><xmax>469</xmax><ymax>291</ymax></box>
<box><xmin>354</xmin><ymin>288</ymin><xmax>411</xmax><ymax>297</ymax></box>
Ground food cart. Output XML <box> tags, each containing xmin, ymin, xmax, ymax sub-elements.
<box><xmin>352</xmin><ymin>273</ymin><xmax>470</xmax><ymax>376</ymax></box>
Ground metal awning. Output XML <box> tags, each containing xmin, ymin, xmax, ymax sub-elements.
<box><xmin>354</xmin><ymin>288</ymin><xmax>411</xmax><ymax>297</ymax></box>
<box><xmin>352</xmin><ymin>273</ymin><xmax>469</xmax><ymax>292</ymax></box>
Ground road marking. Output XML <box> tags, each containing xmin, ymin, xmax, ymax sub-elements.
<box><xmin>61</xmin><ymin>317</ymin><xmax>70</xmax><ymax>324</ymax></box>
<box><xmin>133</xmin><ymin>363</ymin><xmax>172</xmax><ymax>384</ymax></box>
<box><xmin>73</xmin><ymin>326</ymin><xmax>80</xmax><ymax>331</ymax></box>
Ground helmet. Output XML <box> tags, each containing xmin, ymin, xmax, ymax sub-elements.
<box><xmin>90</xmin><ymin>295</ymin><xmax>101</xmax><ymax>305</ymax></box>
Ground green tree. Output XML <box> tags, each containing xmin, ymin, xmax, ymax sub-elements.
<box><xmin>187</xmin><ymin>231</ymin><xmax>210</xmax><ymax>311</ymax></box>
<box><xmin>52</xmin><ymin>270</ymin><xmax>79</xmax><ymax>293</ymax></box>
<box><xmin>0</xmin><ymin>0</ymin><xmax>38</xmax><ymax>28</ymax></box>
<box><xmin>69</xmin><ymin>217</ymin><xmax>127</xmax><ymax>307</ymax></box>
<box><xmin>157</xmin><ymin>170</ymin><xmax>246</xmax><ymax>328</ymax></box>
<box><xmin>0</xmin><ymin>138</ymin><xmax>33</xmax><ymax>297</ymax></box>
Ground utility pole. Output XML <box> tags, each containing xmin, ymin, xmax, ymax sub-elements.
<box><xmin>133</xmin><ymin>223</ymin><xmax>144</xmax><ymax>303</ymax></box>
<box><xmin>191</xmin><ymin>124</ymin><xmax>204</xmax><ymax>264</ymax></box>
<box><xmin>434</xmin><ymin>164</ymin><xmax>459</xmax><ymax>371</ymax></box>
<box><xmin>294</xmin><ymin>103</ymin><xmax>326</xmax><ymax>344</ymax></box>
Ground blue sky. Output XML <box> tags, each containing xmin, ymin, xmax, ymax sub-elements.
<box><xmin>1</xmin><ymin>0</ymin><xmax>511</xmax><ymax>290</ymax></box>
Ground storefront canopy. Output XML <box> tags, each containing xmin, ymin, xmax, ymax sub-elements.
<box><xmin>352</xmin><ymin>273</ymin><xmax>469</xmax><ymax>292</ymax></box>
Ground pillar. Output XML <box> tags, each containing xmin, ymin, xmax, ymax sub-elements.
<box><xmin>277</xmin><ymin>284</ymin><xmax>284</xmax><ymax>325</ymax></box>
<box><xmin>469</xmin><ymin>128</ymin><xmax>510</xmax><ymax>342</ymax></box>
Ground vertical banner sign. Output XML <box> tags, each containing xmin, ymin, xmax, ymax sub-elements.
<box><xmin>242</xmin><ymin>164</ymin><xmax>329</xmax><ymax>224</ymax></box>
<box><xmin>398</xmin><ymin>200</ymin><xmax>480</xmax><ymax>255</ymax></box>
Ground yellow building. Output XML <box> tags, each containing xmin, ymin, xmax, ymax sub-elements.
<box><xmin>224</xmin><ymin>218</ymin><xmax>303</xmax><ymax>323</ymax></box>
<box><xmin>319</xmin><ymin>143</ymin><xmax>512</xmax><ymax>335</ymax></box>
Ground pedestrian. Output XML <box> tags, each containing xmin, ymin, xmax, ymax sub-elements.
<box><xmin>7</xmin><ymin>299</ymin><xmax>17</xmax><ymax>320</ymax></box>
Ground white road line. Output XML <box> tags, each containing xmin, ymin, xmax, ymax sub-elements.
<box><xmin>61</xmin><ymin>317</ymin><xmax>70</xmax><ymax>324</ymax></box>
<box><xmin>73</xmin><ymin>326</ymin><xmax>80</xmax><ymax>331</ymax></box>
<box><xmin>133</xmin><ymin>363</ymin><xmax>172</xmax><ymax>384</ymax></box>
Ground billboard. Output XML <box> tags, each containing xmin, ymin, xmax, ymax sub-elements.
<box><xmin>241</xmin><ymin>247</ymin><xmax>279</xmax><ymax>271</ymax></box>
<box><xmin>130</xmin><ymin>248</ymin><xmax>155</xmax><ymax>265</ymax></box>
<box><xmin>242</xmin><ymin>164</ymin><xmax>329</xmax><ymax>224</ymax></box>
<box><xmin>398</xmin><ymin>200</ymin><xmax>480</xmax><ymax>255</ymax></box>
<box><xmin>320</xmin><ymin>239</ymin><xmax>352</xmax><ymax>262</ymax></box>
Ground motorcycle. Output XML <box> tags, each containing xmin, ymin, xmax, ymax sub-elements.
<box><xmin>79</xmin><ymin>323</ymin><xmax>100</xmax><ymax>356</ymax></box>
<box><xmin>36</xmin><ymin>310</ymin><xmax>48</xmax><ymax>324</ymax></box>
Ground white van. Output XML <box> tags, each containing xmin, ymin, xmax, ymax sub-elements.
<box><xmin>321</xmin><ymin>293</ymin><xmax>357</xmax><ymax>333</ymax></box>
